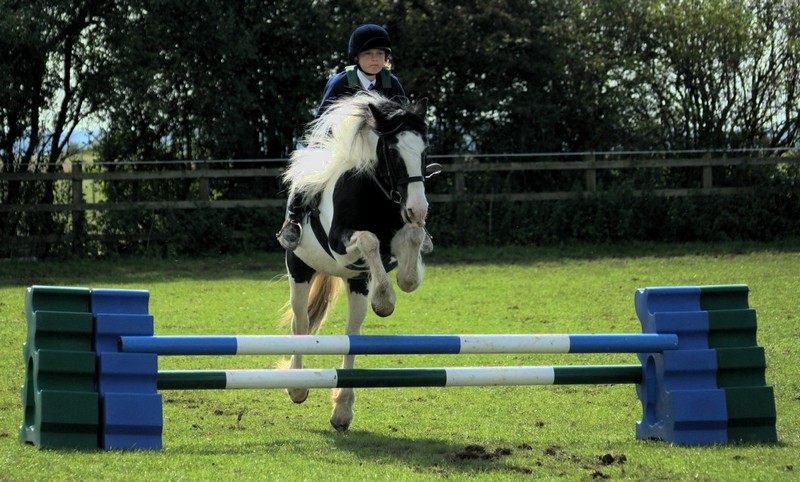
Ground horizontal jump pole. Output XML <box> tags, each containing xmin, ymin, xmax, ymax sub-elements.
<box><xmin>121</xmin><ymin>334</ymin><xmax>678</xmax><ymax>356</ymax></box>
<box><xmin>157</xmin><ymin>365</ymin><xmax>643</xmax><ymax>390</ymax></box>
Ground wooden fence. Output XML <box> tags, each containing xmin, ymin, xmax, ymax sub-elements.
<box><xmin>2</xmin><ymin>153</ymin><xmax>798</xmax><ymax>255</ymax></box>
<box><xmin>3</xmin><ymin>154</ymin><xmax>796</xmax><ymax>212</ymax></box>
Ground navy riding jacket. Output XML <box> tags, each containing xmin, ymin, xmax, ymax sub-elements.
<box><xmin>316</xmin><ymin>68</ymin><xmax>407</xmax><ymax>117</ymax></box>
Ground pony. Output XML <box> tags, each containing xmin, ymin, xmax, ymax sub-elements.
<box><xmin>281</xmin><ymin>92</ymin><xmax>434</xmax><ymax>431</ymax></box>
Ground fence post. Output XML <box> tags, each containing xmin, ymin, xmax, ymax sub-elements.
<box><xmin>584</xmin><ymin>153</ymin><xmax>597</xmax><ymax>192</ymax></box>
<box><xmin>71</xmin><ymin>161</ymin><xmax>85</xmax><ymax>253</ymax></box>
<box><xmin>702</xmin><ymin>152</ymin><xmax>713</xmax><ymax>190</ymax></box>
<box><xmin>197</xmin><ymin>162</ymin><xmax>210</xmax><ymax>201</ymax></box>
<box><xmin>453</xmin><ymin>156</ymin><xmax>466</xmax><ymax>229</ymax></box>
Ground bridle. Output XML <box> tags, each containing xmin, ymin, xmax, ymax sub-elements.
<box><xmin>374</xmin><ymin>132</ymin><xmax>441</xmax><ymax>204</ymax></box>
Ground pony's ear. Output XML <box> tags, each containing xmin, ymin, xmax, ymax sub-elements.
<box><xmin>367</xmin><ymin>102</ymin><xmax>386</xmax><ymax>127</ymax></box>
<box><xmin>413</xmin><ymin>98</ymin><xmax>428</xmax><ymax>117</ymax></box>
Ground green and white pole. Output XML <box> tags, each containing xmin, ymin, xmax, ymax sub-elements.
<box><xmin>157</xmin><ymin>365</ymin><xmax>642</xmax><ymax>390</ymax></box>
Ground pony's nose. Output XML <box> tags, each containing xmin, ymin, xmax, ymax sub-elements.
<box><xmin>404</xmin><ymin>204</ymin><xmax>428</xmax><ymax>227</ymax></box>
<box><xmin>404</xmin><ymin>183</ymin><xmax>428</xmax><ymax>226</ymax></box>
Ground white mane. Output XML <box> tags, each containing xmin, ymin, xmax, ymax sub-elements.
<box><xmin>283</xmin><ymin>93</ymin><xmax>382</xmax><ymax>205</ymax></box>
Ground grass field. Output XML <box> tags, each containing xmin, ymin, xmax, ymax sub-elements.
<box><xmin>0</xmin><ymin>242</ymin><xmax>798</xmax><ymax>480</ymax></box>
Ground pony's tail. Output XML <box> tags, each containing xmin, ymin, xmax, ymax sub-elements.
<box><xmin>282</xmin><ymin>274</ymin><xmax>343</xmax><ymax>335</ymax></box>
<box><xmin>307</xmin><ymin>274</ymin><xmax>343</xmax><ymax>334</ymax></box>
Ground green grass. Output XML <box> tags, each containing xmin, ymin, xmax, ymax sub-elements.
<box><xmin>1</xmin><ymin>242</ymin><xmax>798</xmax><ymax>480</ymax></box>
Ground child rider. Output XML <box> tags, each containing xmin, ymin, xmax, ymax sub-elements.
<box><xmin>277</xmin><ymin>24</ymin><xmax>432</xmax><ymax>254</ymax></box>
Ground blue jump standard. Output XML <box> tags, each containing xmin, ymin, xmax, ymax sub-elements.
<box><xmin>118</xmin><ymin>333</ymin><xmax>680</xmax><ymax>356</ymax></box>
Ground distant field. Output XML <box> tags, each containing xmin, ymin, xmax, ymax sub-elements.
<box><xmin>0</xmin><ymin>242</ymin><xmax>797</xmax><ymax>480</ymax></box>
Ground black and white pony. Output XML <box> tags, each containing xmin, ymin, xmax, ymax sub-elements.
<box><xmin>281</xmin><ymin>92</ymin><xmax>433</xmax><ymax>431</ymax></box>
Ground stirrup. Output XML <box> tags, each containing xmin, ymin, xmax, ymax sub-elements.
<box><xmin>421</xmin><ymin>230</ymin><xmax>434</xmax><ymax>255</ymax></box>
<box><xmin>276</xmin><ymin>219</ymin><xmax>303</xmax><ymax>251</ymax></box>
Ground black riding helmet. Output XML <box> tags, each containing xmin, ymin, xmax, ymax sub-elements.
<box><xmin>347</xmin><ymin>24</ymin><xmax>392</xmax><ymax>63</ymax></box>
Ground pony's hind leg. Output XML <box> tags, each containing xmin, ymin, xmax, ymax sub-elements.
<box><xmin>330</xmin><ymin>280</ymin><xmax>368</xmax><ymax>431</ymax></box>
<box><xmin>391</xmin><ymin>224</ymin><xmax>425</xmax><ymax>293</ymax></box>
<box><xmin>284</xmin><ymin>266</ymin><xmax>342</xmax><ymax>405</ymax></box>
<box><xmin>346</xmin><ymin>231</ymin><xmax>395</xmax><ymax>317</ymax></box>
<box><xmin>287</xmin><ymin>277</ymin><xmax>312</xmax><ymax>403</ymax></box>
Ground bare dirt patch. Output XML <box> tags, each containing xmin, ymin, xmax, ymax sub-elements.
<box><xmin>451</xmin><ymin>444</ymin><xmax>514</xmax><ymax>461</ymax></box>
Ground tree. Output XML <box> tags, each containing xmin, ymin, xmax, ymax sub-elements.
<box><xmin>1</xmin><ymin>0</ymin><xmax>112</xmax><ymax>250</ymax></box>
<box><xmin>542</xmin><ymin>0</ymin><xmax>665</xmax><ymax>151</ymax></box>
<box><xmin>4</xmin><ymin>0</ymin><xmax>800</xmax><ymax>256</ymax></box>
<box><xmin>637</xmin><ymin>0</ymin><xmax>800</xmax><ymax>150</ymax></box>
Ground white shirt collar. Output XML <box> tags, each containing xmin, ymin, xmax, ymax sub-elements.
<box><xmin>356</xmin><ymin>68</ymin><xmax>376</xmax><ymax>90</ymax></box>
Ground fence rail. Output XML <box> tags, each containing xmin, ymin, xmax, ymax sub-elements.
<box><xmin>2</xmin><ymin>154</ymin><xmax>797</xmax><ymax>214</ymax></box>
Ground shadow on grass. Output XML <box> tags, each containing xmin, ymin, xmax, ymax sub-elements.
<box><xmin>161</xmin><ymin>428</ymin><xmax>535</xmax><ymax>476</ymax></box>
<box><xmin>0</xmin><ymin>253</ymin><xmax>288</xmax><ymax>288</ymax></box>
<box><xmin>425</xmin><ymin>239</ymin><xmax>800</xmax><ymax>265</ymax></box>
<box><xmin>314</xmin><ymin>428</ymin><xmax>535</xmax><ymax>476</ymax></box>
<box><xmin>2</xmin><ymin>239</ymin><xmax>799</xmax><ymax>288</ymax></box>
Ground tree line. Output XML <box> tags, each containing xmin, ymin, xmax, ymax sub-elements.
<box><xmin>2</xmin><ymin>0</ymin><xmax>800</xmax><ymax>254</ymax></box>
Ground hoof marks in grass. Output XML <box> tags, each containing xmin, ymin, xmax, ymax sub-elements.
<box><xmin>453</xmin><ymin>444</ymin><xmax>513</xmax><ymax>460</ymax></box>
<box><xmin>543</xmin><ymin>445</ymin><xmax>564</xmax><ymax>456</ymax></box>
<box><xmin>599</xmin><ymin>453</ymin><xmax>627</xmax><ymax>465</ymax></box>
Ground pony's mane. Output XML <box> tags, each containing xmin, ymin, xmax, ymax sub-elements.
<box><xmin>283</xmin><ymin>92</ymin><xmax>419</xmax><ymax>204</ymax></box>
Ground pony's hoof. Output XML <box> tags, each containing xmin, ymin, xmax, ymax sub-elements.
<box><xmin>397</xmin><ymin>277</ymin><xmax>421</xmax><ymax>293</ymax></box>
<box><xmin>371</xmin><ymin>302</ymin><xmax>395</xmax><ymax>317</ymax></box>
<box><xmin>370</xmin><ymin>283</ymin><xmax>396</xmax><ymax>316</ymax></box>
<box><xmin>330</xmin><ymin>417</ymin><xmax>350</xmax><ymax>432</ymax></box>
<box><xmin>287</xmin><ymin>388</ymin><xmax>309</xmax><ymax>404</ymax></box>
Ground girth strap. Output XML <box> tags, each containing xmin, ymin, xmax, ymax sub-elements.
<box><xmin>309</xmin><ymin>208</ymin><xmax>335</xmax><ymax>260</ymax></box>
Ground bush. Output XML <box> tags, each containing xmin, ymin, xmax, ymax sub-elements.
<box><xmin>426</xmin><ymin>181</ymin><xmax>800</xmax><ymax>247</ymax></box>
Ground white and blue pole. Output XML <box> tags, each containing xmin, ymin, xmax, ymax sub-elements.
<box><xmin>120</xmin><ymin>333</ymin><xmax>678</xmax><ymax>356</ymax></box>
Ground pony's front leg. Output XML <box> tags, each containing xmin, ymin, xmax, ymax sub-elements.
<box><xmin>391</xmin><ymin>224</ymin><xmax>425</xmax><ymax>293</ymax></box>
<box><xmin>287</xmin><ymin>276</ymin><xmax>312</xmax><ymax>404</ymax></box>
<box><xmin>346</xmin><ymin>231</ymin><xmax>396</xmax><ymax>317</ymax></box>
<box><xmin>330</xmin><ymin>280</ymin><xmax>368</xmax><ymax>431</ymax></box>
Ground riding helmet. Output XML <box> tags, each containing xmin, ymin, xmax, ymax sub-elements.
<box><xmin>347</xmin><ymin>24</ymin><xmax>392</xmax><ymax>62</ymax></box>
